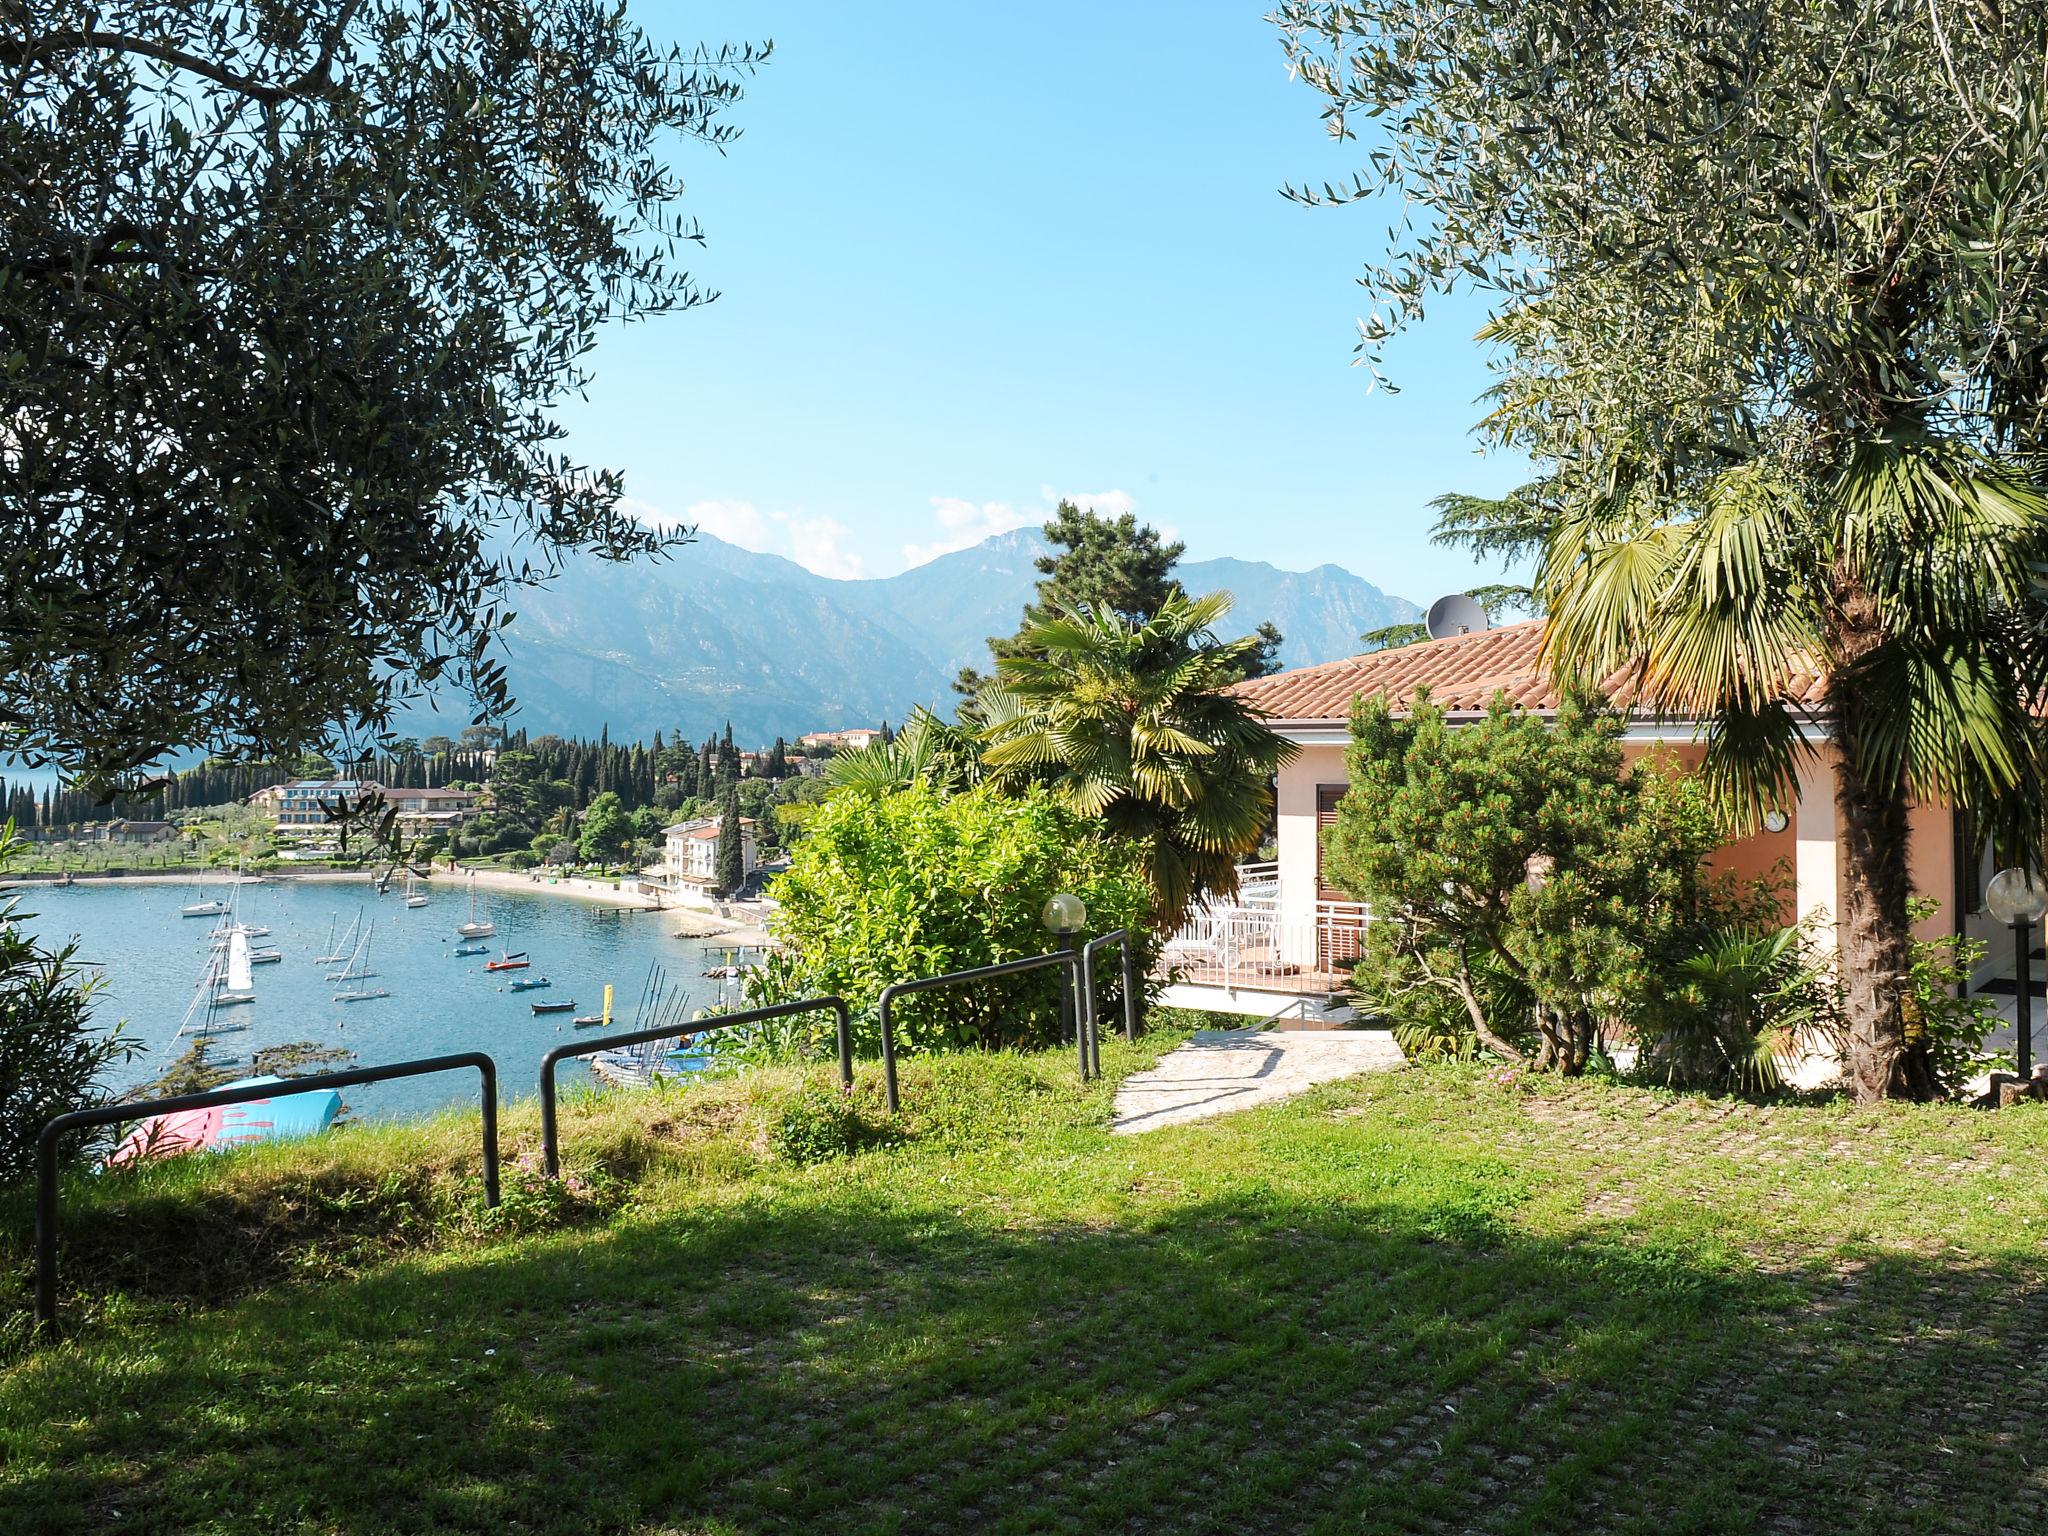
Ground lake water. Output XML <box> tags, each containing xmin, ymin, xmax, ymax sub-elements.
<box><xmin>9</xmin><ymin>876</ymin><xmax>738</xmax><ymax>1119</ymax></box>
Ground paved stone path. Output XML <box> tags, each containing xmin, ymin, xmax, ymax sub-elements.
<box><xmin>1111</xmin><ymin>1029</ymin><xmax>1407</xmax><ymax>1134</ymax></box>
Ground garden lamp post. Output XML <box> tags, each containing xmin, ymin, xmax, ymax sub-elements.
<box><xmin>1985</xmin><ymin>868</ymin><xmax>2048</xmax><ymax>1082</ymax></box>
<box><xmin>1042</xmin><ymin>892</ymin><xmax>1088</xmax><ymax>1047</ymax></box>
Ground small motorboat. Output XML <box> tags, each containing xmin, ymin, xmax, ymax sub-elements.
<box><xmin>531</xmin><ymin>999</ymin><xmax>577</xmax><ymax>1015</ymax></box>
<box><xmin>572</xmin><ymin>1015</ymin><xmax>608</xmax><ymax>1029</ymax></box>
<box><xmin>249</xmin><ymin>950</ymin><xmax>283</xmax><ymax>966</ymax></box>
<box><xmin>484</xmin><ymin>953</ymin><xmax>529</xmax><ymax>972</ymax></box>
<box><xmin>506</xmin><ymin>975</ymin><xmax>551</xmax><ymax>992</ymax></box>
<box><xmin>454</xmin><ymin>942</ymin><xmax>489</xmax><ymax>957</ymax></box>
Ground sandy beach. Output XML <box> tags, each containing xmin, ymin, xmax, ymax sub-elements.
<box><xmin>3</xmin><ymin>862</ymin><xmax>779</xmax><ymax>940</ymax></box>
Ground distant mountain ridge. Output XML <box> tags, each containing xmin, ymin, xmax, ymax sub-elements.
<box><xmin>404</xmin><ymin>528</ymin><xmax>1419</xmax><ymax>745</ymax></box>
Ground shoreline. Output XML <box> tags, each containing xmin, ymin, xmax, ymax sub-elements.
<box><xmin>5</xmin><ymin>862</ymin><xmax>776</xmax><ymax>938</ymax></box>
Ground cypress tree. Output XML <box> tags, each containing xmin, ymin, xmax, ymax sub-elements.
<box><xmin>715</xmin><ymin>781</ymin><xmax>745</xmax><ymax>895</ymax></box>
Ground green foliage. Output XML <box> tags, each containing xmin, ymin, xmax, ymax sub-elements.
<box><xmin>3</xmin><ymin>3</ymin><xmax>765</xmax><ymax>791</ymax></box>
<box><xmin>577</xmin><ymin>792</ymin><xmax>631</xmax><ymax>867</ymax></box>
<box><xmin>1325</xmin><ymin>691</ymin><xmax>1732</xmax><ymax>1074</ymax></box>
<box><xmin>1641</xmin><ymin>923</ymin><xmax>1839</xmax><ymax>1093</ymax></box>
<box><xmin>767</xmin><ymin>1079</ymin><xmax>889</xmax><ymax>1166</ymax></box>
<box><xmin>825</xmin><ymin>706</ymin><xmax>986</xmax><ymax>797</ymax></box>
<box><xmin>715</xmin><ymin>783</ymin><xmax>745</xmax><ymax>894</ymax></box>
<box><xmin>0</xmin><ymin>823</ymin><xmax>140</xmax><ymax>1179</ymax></box>
<box><xmin>1277</xmin><ymin>0</ymin><xmax>2048</xmax><ymax>1101</ymax></box>
<box><xmin>980</xmin><ymin>591</ymin><xmax>1297</xmax><ymax>933</ymax></box>
<box><xmin>759</xmin><ymin>784</ymin><xmax>1152</xmax><ymax>1053</ymax></box>
<box><xmin>1901</xmin><ymin>899</ymin><xmax>2003</xmax><ymax>1098</ymax></box>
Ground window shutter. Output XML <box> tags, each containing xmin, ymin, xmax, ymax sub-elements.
<box><xmin>1315</xmin><ymin>784</ymin><xmax>1347</xmax><ymax>903</ymax></box>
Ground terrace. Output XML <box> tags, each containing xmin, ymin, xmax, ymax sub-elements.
<box><xmin>1155</xmin><ymin>861</ymin><xmax>1368</xmax><ymax>1017</ymax></box>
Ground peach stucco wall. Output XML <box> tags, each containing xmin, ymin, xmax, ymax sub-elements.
<box><xmin>1278</xmin><ymin>733</ymin><xmax>1962</xmax><ymax>953</ymax></box>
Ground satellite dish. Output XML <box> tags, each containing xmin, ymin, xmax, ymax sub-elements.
<box><xmin>1424</xmin><ymin>593</ymin><xmax>1488</xmax><ymax>641</ymax></box>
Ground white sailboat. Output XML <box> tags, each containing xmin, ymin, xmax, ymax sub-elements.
<box><xmin>404</xmin><ymin>873</ymin><xmax>429</xmax><ymax>909</ymax></box>
<box><xmin>455</xmin><ymin>875</ymin><xmax>494</xmax><ymax>938</ymax></box>
<box><xmin>180</xmin><ymin>875</ymin><xmax>229</xmax><ymax>918</ymax></box>
<box><xmin>314</xmin><ymin>910</ymin><xmax>361</xmax><ymax>966</ymax></box>
<box><xmin>332</xmin><ymin>921</ymin><xmax>389</xmax><ymax>1003</ymax></box>
<box><xmin>214</xmin><ymin>928</ymin><xmax>257</xmax><ymax>1005</ymax></box>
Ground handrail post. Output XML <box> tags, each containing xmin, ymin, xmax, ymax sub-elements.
<box><xmin>1121</xmin><ymin>936</ymin><xmax>1140</xmax><ymax>1041</ymax></box>
<box><xmin>537</xmin><ymin>997</ymin><xmax>857</xmax><ymax>1172</ymax></box>
<box><xmin>1065</xmin><ymin>940</ymin><xmax>1088</xmax><ymax>1082</ymax></box>
<box><xmin>877</xmin><ymin>987</ymin><xmax>901</xmax><ymax>1114</ymax></box>
<box><xmin>540</xmin><ymin>1055</ymin><xmax>563</xmax><ymax>1178</ymax></box>
<box><xmin>479</xmin><ymin>1056</ymin><xmax>500</xmax><ymax>1207</ymax></box>
<box><xmin>34</xmin><ymin>1050</ymin><xmax>499</xmax><ymax>1334</ymax></box>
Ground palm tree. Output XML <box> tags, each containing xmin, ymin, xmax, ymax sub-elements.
<box><xmin>979</xmin><ymin>591</ymin><xmax>1297</xmax><ymax>933</ymax></box>
<box><xmin>824</xmin><ymin>706</ymin><xmax>985</xmax><ymax>797</ymax></box>
<box><xmin>1537</xmin><ymin>424</ymin><xmax>2048</xmax><ymax>1101</ymax></box>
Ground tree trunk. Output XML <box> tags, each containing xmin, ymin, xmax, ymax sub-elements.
<box><xmin>1832</xmin><ymin>728</ymin><xmax>1941</xmax><ymax>1102</ymax></box>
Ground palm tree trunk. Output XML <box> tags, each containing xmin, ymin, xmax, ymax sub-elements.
<box><xmin>1832</xmin><ymin>706</ymin><xmax>1942</xmax><ymax>1102</ymax></box>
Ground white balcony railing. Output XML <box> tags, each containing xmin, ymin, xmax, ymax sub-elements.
<box><xmin>1158</xmin><ymin>887</ymin><xmax>1368</xmax><ymax>997</ymax></box>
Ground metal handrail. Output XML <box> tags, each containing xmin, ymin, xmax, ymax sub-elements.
<box><xmin>876</xmin><ymin>950</ymin><xmax>1085</xmax><ymax>1109</ymax></box>
<box><xmin>35</xmin><ymin>1050</ymin><xmax>500</xmax><ymax>1332</ymax></box>
<box><xmin>1081</xmin><ymin>929</ymin><xmax>1142</xmax><ymax>1078</ymax></box>
<box><xmin>537</xmin><ymin>996</ymin><xmax>851</xmax><ymax>1177</ymax></box>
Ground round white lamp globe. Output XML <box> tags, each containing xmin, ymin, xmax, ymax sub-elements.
<box><xmin>1984</xmin><ymin>868</ymin><xmax>2048</xmax><ymax>926</ymax></box>
<box><xmin>1040</xmin><ymin>892</ymin><xmax>1088</xmax><ymax>935</ymax></box>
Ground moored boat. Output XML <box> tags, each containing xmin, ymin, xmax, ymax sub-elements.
<box><xmin>455</xmin><ymin>874</ymin><xmax>495</xmax><ymax>938</ymax></box>
<box><xmin>531</xmin><ymin>999</ymin><xmax>577</xmax><ymax>1014</ymax></box>
<box><xmin>506</xmin><ymin>974</ymin><xmax>550</xmax><ymax>992</ymax></box>
<box><xmin>484</xmin><ymin>952</ymin><xmax>529</xmax><ymax>972</ymax></box>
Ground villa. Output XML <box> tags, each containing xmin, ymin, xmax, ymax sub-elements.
<box><xmin>798</xmin><ymin>728</ymin><xmax>883</xmax><ymax>751</ymax></box>
<box><xmin>659</xmin><ymin>814</ymin><xmax>759</xmax><ymax>889</ymax></box>
<box><xmin>1164</xmin><ymin>619</ymin><xmax>1986</xmax><ymax>1021</ymax></box>
<box><xmin>249</xmin><ymin>779</ymin><xmax>477</xmax><ymax>834</ymax></box>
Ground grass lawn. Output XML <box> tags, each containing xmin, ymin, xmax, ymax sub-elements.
<box><xmin>4</xmin><ymin>1035</ymin><xmax>2048</xmax><ymax>1534</ymax></box>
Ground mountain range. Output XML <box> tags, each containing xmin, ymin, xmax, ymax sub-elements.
<box><xmin>408</xmin><ymin>528</ymin><xmax>1419</xmax><ymax>745</ymax></box>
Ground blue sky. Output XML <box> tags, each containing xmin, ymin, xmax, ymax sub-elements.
<box><xmin>559</xmin><ymin>0</ymin><xmax>1528</xmax><ymax>605</ymax></box>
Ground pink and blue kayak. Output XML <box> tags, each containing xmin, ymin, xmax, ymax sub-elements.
<box><xmin>112</xmin><ymin>1076</ymin><xmax>341</xmax><ymax>1165</ymax></box>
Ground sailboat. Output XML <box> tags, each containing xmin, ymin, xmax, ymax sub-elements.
<box><xmin>213</xmin><ymin>929</ymin><xmax>257</xmax><ymax>1005</ymax></box>
<box><xmin>314</xmin><ymin>910</ymin><xmax>361</xmax><ymax>966</ymax></box>
<box><xmin>483</xmin><ymin>950</ymin><xmax>529</xmax><ymax>972</ymax></box>
<box><xmin>332</xmin><ymin>921</ymin><xmax>389</xmax><ymax>1003</ymax></box>
<box><xmin>454</xmin><ymin>875</ymin><xmax>495</xmax><ymax>939</ymax></box>
<box><xmin>180</xmin><ymin>875</ymin><xmax>228</xmax><ymax>918</ymax></box>
<box><xmin>404</xmin><ymin>873</ymin><xmax>429</xmax><ymax>909</ymax></box>
<box><xmin>325</xmin><ymin>919</ymin><xmax>377</xmax><ymax>982</ymax></box>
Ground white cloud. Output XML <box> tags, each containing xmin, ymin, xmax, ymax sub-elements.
<box><xmin>627</xmin><ymin>497</ymin><xmax>866</xmax><ymax>580</ymax></box>
<box><xmin>900</xmin><ymin>496</ymin><xmax>1036</xmax><ymax>567</ymax></box>
<box><xmin>1043</xmin><ymin>485</ymin><xmax>1136</xmax><ymax>520</ymax></box>
<box><xmin>901</xmin><ymin>485</ymin><xmax>1143</xmax><ymax>569</ymax></box>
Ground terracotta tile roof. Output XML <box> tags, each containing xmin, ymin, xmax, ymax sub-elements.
<box><xmin>1231</xmin><ymin>619</ymin><xmax>1830</xmax><ymax>725</ymax></box>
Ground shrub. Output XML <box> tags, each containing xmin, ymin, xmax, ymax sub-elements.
<box><xmin>1902</xmin><ymin>897</ymin><xmax>2002</xmax><ymax>1095</ymax></box>
<box><xmin>1638</xmin><ymin>921</ymin><xmax>1838</xmax><ymax>1091</ymax></box>
<box><xmin>754</xmin><ymin>783</ymin><xmax>1152</xmax><ymax>1054</ymax></box>
<box><xmin>1326</xmin><ymin>690</ymin><xmax>1738</xmax><ymax>1074</ymax></box>
<box><xmin>769</xmin><ymin>1080</ymin><xmax>876</xmax><ymax>1166</ymax></box>
<box><xmin>0</xmin><ymin>822</ymin><xmax>141</xmax><ymax>1179</ymax></box>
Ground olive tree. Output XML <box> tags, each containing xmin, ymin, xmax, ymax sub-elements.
<box><xmin>3</xmin><ymin>1</ymin><xmax>763</xmax><ymax>794</ymax></box>
<box><xmin>1277</xmin><ymin>0</ymin><xmax>2048</xmax><ymax>1099</ymax></box>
